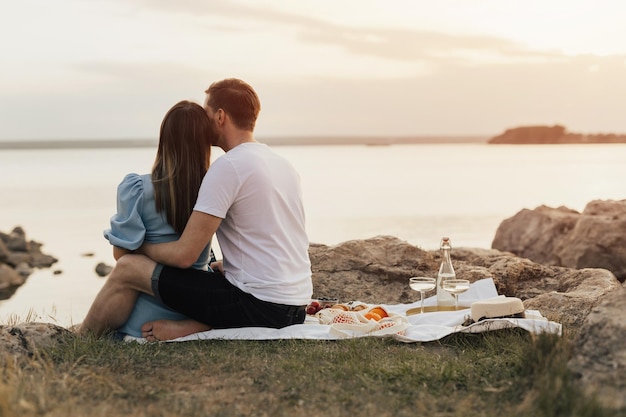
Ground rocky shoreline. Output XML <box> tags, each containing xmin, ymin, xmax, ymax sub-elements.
<box><xmin>1</xmin><ymin>199</ymin><xmax>625</xmax><ymax>411</ymax></box>
<box><xmin>0</xmin><ymin>227</ymin><xmax>58</xmax><ymax>300</ymax></box>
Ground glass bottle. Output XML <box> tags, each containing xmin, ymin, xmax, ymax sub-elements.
<box><xmin>436</xmin><ymin>237</ymin><xmax>456</xmax><ymax>307</ymax></box>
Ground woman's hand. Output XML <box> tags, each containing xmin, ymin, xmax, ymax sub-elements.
<box><xmin>210</xmin><ymin>260</ymin><xmax>224</xmax><ymax>274</ymax></box>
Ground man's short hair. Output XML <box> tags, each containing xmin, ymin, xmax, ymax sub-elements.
<box><xmin>205</xmin><ymin>78</ymin><xmax>261</xmax><ymax>131</ymax></box>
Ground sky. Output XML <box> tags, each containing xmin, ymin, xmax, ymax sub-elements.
<box><xmin>1</xmin><ymin>0</ymin><xmax>626</xmax><ymax>140</ymax></box>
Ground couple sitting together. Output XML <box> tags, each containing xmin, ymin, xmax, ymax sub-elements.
<box><xmin>77</xmin><ymin>78</ymin><xmax>313</xmax><ymax>341</ymax></box>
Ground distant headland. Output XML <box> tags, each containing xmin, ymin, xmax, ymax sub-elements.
<box><xmin>488</xmin><ymin>125</ymin><xmax>626</xmax><ymax>144</ymax></box>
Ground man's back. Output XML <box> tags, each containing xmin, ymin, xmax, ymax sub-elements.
<box><xmin>194</xmin><ymin>142</ymin><xmax>312</xmax><ymax>305</ymax></box>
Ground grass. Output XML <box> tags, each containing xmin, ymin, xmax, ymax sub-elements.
<box><xmin>0</xmin><ymin>328</ymin><xmax>620</xmax><ymax>417</ymax></box>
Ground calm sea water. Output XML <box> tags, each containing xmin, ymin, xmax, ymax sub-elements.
<box><xmin>1</xmin><ymin>143</ymin><xmax>625</xmax><ymax>326</ymax></box>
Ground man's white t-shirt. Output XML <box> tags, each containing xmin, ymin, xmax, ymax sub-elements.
<box><xmin>194</xmin><ymin>142</ymin><xmax>313</xmax><ymax>305</ymax></box>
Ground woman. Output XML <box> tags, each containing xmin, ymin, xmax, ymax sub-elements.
<box><xmin>104</xmin><ymin>100</ymin><xmax>215</xmax><ymax>339</ymax></box>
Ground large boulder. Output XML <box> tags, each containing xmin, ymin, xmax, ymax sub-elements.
<box><xmin>309</xmin><ymin>235</ymin><xmax>621</xmax><ymax>329</ymax></box>
<box><xmin>492</xmin><ymin>199</ymin><xmax>626</xmax><ymax>282</ymax></box>
<box><xmin>309</xmin><ymin>236</ymin><xmax>438</xmax><ymax>305</ymax></box>
<box><xmin>568</xmin><ymin>282</ymin><xmax>626</xmax><ymax>411</ymax></box>
<box><xmin>558</xmin><ymin>200</ymin><xmax>626</xmax><ymax>281</ymax></box>
<box><xmin>491</xmin><ymin>205</ymin><xmax>579</xmax><ymax>266</ymax></box>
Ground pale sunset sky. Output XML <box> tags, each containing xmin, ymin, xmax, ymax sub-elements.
<box><xmin>1</xmin><ymin>0</ymin><xmax>625</xmax><ymax>140</ymax></box>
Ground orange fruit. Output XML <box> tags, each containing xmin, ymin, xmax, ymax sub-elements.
<box><xmin>370</xmin><ymin>307</ymin><xmax>388</xmax><ymax>318</ymax></box>
<box><xmin>364</xmin><ymin>312</ymin><xmax>382</xmax><ymax>321</ymax></box>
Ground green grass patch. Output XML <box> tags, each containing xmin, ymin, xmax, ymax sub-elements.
<box><xmin>0</xmin><ymin>329</ymin><xmax>617</xmax><ymax>417</ymax></box>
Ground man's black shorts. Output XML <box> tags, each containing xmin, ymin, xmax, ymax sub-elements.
<box><xmin>151</xmin><ymin>264</ymin><xmax>306</xmax><ymax>329</ymax></box>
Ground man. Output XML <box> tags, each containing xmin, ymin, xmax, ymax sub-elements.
<box><xmin>79</xmin><ymin>78</ymin><xmax>312</xmax><ymax>340</ymax></box>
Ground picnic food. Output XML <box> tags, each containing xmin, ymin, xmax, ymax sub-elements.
<box><xmin>470</xmin><ymin>297</ymin><xmax>525</xmax><ymax>322</ymax></box>
<box><xmin>364</xmin><ymin>312</ymin><xmax>382</xmax><ymax>321</ymax></box>
<box><xmin>306</xmin><ymin>301</ymin><xmax>321</xmax><ymax>315</ymax></box>
<box><xmin>318</xmin><ymin>297</ymin><xmax>339</xmax><ymax>309</ymax></box>
<box><xmin>307</xmin><ymin>298</ymin><xmax>344</xmax><ymax>315</ymax></box>
<box><xmin>369</xmin><ymin>307</ymin><xmax>388</xmax><ymax>318</ymax></box>
<box><xmin>308</xmin><ymin>301</ymin><xmax>390</xmax><ymax>317</ymax></box>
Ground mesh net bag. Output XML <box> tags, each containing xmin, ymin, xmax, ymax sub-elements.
<box><xmin>317</xmin><ymin>308</ymin><xmax>364</xmax><ymax>325</ymax></box>
<box><xmin>316</xmin><ymin>305</ymin><xmax>410</xmax><ymax>338</ymax></box>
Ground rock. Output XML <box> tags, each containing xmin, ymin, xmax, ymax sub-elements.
<box><xmin>6</xmin><ymin>226</ymin><xmax>28</xmax><ymax>251</ymax></box>
<box><xmin>491</xmin><ymin>205</ymin><xmax>579</xmax><ymax>266</ymax></box>
<box><xmin>558</xmin><ymin>200</ymin><xmax>626</xmax><ymax>282</ymax></box>
<box><xmin>0</xmin><ymin>226</ymin><xmax>58</xmax><ymax>269</ymax></box>
<box><xmin>0</xmin><ymin>263</ymin><xmax>27</xmax><ymax>295</ymax></box>
<box><xmin>6</xmin><ymin>239</ymin><xmax>58</xmax><ymax>269</ymax></box>
<box><xmin>309</xmin><ymin>236</ymin><xmax>620</xmax><ymax>328</ymax></box>
<box><xmin>492</xmin><ymin>200</ymin><xmax>626</xmax><ymax>282</ymax></box>
<box><xmin>0</xmin><ymin>226</ymin><xmax>58</xmax><ymax>299</ymax></box>
<box><xmin>0</xmin><ymin>238</ymin><xmax>8</xmax><ymax>262</ymax></box>
<box><xmin>309</xmin><ymin>236</ymin><xmax>445</xmax><ymax>304</ymax></box>
<box><xmin>14</xmin><ymin>261</ymin><xmax>33</xmax><ymax>277</ymax></box>
<box><xmin>0</xmin><ymin>322</ymin><xmax>71</xmax><ymax>359</ymax></box>
<box><xmin>28</xmin><ymin>252</ymin><xmax>58</xmax><ymax>269</ymax></box>
<box><xmin>568</xmin><ymin>282</ymin><xmax>626</xmax><ymax>411</ymax></box>
<box><xmin>521</xmin><ymin>268</ymin><xmax>620</xmax><ymax>329</ymax></box>
<box><xmin>95</xmin><ymin>262</ymin><xmax>113</xmax><ymax>277</ymax></box>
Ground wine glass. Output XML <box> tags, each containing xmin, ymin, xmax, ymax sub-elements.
<box><xmin>442</xmin><ymin>279</ymin><xmax>470</xmax><ymax>310</ymax></box>
<box><xmin>409</xmin><ymin>277</ymin><xmax>437</xmax><ymax>314</ymax></box>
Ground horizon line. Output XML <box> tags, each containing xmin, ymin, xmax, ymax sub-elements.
<box><xmin>0</xmin><ymin>135</ymin><xmax>490</xmax><ymax>150</ymax></box>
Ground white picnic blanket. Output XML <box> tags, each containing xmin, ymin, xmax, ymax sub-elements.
<box><xmin>126</xmin><ymin>278</ymin><xmax>562</xmax><ymax>343</ymax></box>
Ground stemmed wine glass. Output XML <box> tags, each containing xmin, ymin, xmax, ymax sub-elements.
<box><xmin>442</xmin><ymin>279</ymin><xmax>470</xmax><ymax>310</ymax></box>
<box><xmin>409</xmin><ymin>277</ymin><xmax>437</xmax><ymax>314</ymax></box>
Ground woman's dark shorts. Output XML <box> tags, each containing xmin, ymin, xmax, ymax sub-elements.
<box><xmin>151</xmin><ymin>264</ymin><xmax>306</xmax><ymax>329</ymax></box>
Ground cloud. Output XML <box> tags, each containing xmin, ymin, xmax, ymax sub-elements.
<box><xmin>296</xmin><ymin>26</ymin><xmax>558</xmax><ymax>64</ymax></box>
<box><xmin>117</xmin><ymin>0</ymin><xmax>559</xmax><ymax>64</ymax></box>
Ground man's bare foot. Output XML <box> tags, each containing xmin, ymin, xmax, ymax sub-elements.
<box><xmin>141</xmin><ymin>319</ymin><xmax>211</xmax><ymax>341</ymax></box>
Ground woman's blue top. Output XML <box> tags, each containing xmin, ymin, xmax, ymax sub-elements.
<box><xmin>104</xmin><ymin>173</ymin><xmax>211</xmax><ymax>338</ymax></box>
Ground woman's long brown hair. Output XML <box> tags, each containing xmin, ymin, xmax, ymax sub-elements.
<box><xmin>152</xmin><ymin>101</ymin><xmax>214</xmax><ymax>234</ymax></box>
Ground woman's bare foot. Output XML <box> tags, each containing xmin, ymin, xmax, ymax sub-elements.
<box><xmin>141</xmin><ymin>319</ymin><xmax>211</xmax><ymax>341</ymax></box>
